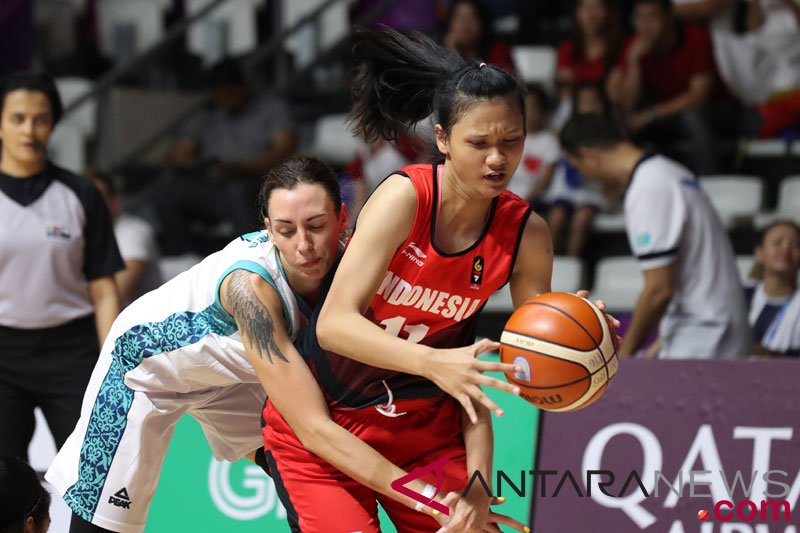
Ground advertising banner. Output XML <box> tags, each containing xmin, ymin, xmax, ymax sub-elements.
<box><xmin>532</xmin><ymin>360</ymin><xmax>800</xmax><ymax>533</ymax></box>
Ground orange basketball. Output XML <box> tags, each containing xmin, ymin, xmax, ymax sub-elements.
<box><xmin>500</xmin><ymin>292</ymin><xmax>619</xmax><ymax>412</ymax></box>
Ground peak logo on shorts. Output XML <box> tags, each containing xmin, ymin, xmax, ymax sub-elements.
<box><xmin>109</xmin><ymin>487</ymin><xmax>132</xmax><ymax>509</ymax></box>
<box><xmin>402</xmin><ymin>242</ymin><xmax>426</xmax><ymax>266</ymax></box>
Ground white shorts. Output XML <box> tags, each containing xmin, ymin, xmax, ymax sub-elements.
<box><xmin>45</xmin><ymin>352</ymin><xmax>266</xmax><ymax>533</ymax></box>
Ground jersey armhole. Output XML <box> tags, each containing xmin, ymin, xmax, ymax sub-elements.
<box><xmin>504</xmin><ymin>206</ymin><xmax>534</xmax><ymax>287</ymax></box>
<box><xmin>215</xmin><ymin>260</ymin><xmax>292</xmax><ymax>328</ymax></box>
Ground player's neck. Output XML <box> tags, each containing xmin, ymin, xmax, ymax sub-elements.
<box><xmin>439</xmin><ymin>165</ymin><xmax>494</xmax><ymax>234</ymax></box>
<box><xmin>614</xmin><ymin>144</ymin><xmax>645</xmax><ymax>187</ymax></box>
<box><xmin>763</xmin><ymin>272</ymin><xmax>797</xmax><ymax>299</ymax></box>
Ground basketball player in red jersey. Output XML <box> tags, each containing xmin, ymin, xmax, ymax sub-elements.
<box><xmin>263</xmin><ymin>29</ymin><xmax>618</xmax><ymax>533</ymax></box>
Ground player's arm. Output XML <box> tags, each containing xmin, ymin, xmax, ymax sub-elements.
<box><xmin>619</xmin><ymin>264</ymin><xmax>674</xmax><ymax>357</ymax></box>
<box><xmin>219</xmin><ymin>270</ymin><xmax>442</xmax><ymax>516</ymax></box>
<box><xmin>89</xmin><ymin>276</ymin><xmax>120</xmax><ymax>346</ymax></box>
<box><xmin>509</xmin><ymin>213</ymin><xmax>554</xmax><ymax>306</ymax></box>
<box><xmin>114</xmin><ymin>260</ymin><xmax>149</xmax><ymax>304</ymax></box>
<box><xmin>316</xmin><ymin>175</ymin><xmax>520</xmax><ymax>422</ymax></box>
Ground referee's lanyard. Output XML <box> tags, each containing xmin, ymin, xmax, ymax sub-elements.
<box><xmin>763</xmin><ymin>291</ymin><xmax>797</xmax><ymax>345</ymax></box>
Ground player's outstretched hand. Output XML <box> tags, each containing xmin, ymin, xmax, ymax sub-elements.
<box><xmin>425</xmin><ymin>338</ymin><xmax>521</xmax><ymax>424</ymax></box>
<box><xmin>433</xmin><ymin>493</ymin><xmax>530</xmax><ymax>533</ymax></box>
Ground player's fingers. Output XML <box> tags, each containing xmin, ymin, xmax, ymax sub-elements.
<box><xmin>489</xmin><ymin>512</ymin><xmax>531</xmax><ymax>532</ymax></box>
<box><xmin>469</xmin><ymin>386</ymin><xmax>505</xmax><ymax>417</ymax></box>
<box><xmin>458</xmin><ymin>394</ymin><xmax>479</xmax><ymax>424</ymax></box>
<box><xmin>575</xmin><ymin>289</ymin><xmax>589</xmax><ymax>299</ymax></box>
<box><xmin>436</xmin><ymin>514</ymin><xmax>466</xmax><ymax>533</ymax></box>
<box><xmin>474</xmin><ymin>360</ymin><xmax>520</xmax><ymax>376</ymax></box>
<box><xmin>490</xmin><ymin>496</ymin><xmax>507</xmax><ymax>506</ymax></box>
<box><xmin>476</xmin><ymin>374</ymin><xmax>520</xmax><ymax>396</ymax></box>
<box><xmin>472</xmin><ymin>338</ymin><xmax>501</xmax><ymax>356</ymax></box>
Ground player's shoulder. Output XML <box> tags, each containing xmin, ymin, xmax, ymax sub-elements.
<box><xmin>629</xmin><ymin>154</ymin><xmax>691</xmax><ymax>194</ymax></box>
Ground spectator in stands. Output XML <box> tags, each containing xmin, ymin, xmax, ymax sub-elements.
<box><xmin>746</xmin><ymin>220</ymin><xmax>800</xmax><ymax>357</ymax></box>
<box><xmin>551</xmin><ymin>83</ymin><xmax>617</xmax><ymax>257</ymax></box>
<box><xmin>0</xmin><ymin>456</ymin><xmax>51</xmax><ymax>533</ymax></box>
<box><xmin>552</xmin><ymin>0</ymin><xmax>623</xmax><ymax>129</ymax></box>
<box><xmin>442</xmin><ymin>0</ymin><xmax>517</xmax><ymax>73</ymax></box>
<box><xmin>674</xmin><ymin>0</ymin><xmax>800</xmax><ymax>138</ymax></box>
<box><xmin>345</xmin><ymin>136</ymin><xmax>416</xmax><ymax>223</ymax></box>
<box><xmin>507</xmin><ymin>84</ymin><xmax>560</xmax><ymax>211</ymax></box>
<box><xmin>606</xmin><ymin>0</ymin><xmax>719</xmax><ymax>173</ymax></box>
<box><xmin>561</xmin><ymin>113</ymin><xmax>751</xmax><ymax>358</ymax></box>
<box><xmin>0</xmin><ymin>72</ymin><xmax>123</xmax><ymax>461</ymax></box>
<box><xmin>157</xmin><ymin>58</ymin><xmax>296</xmax><ymax>256</ymax></box>
<box><xmin>92</xmin><ymin>171</ymin><xmax>162</xmax><ymax>307</ymax></box>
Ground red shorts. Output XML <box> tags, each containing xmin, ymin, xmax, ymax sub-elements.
<box><xmin>262</xmin><ymin>396</ymin><xmax>468</xmax><ymax>533</ymax></box>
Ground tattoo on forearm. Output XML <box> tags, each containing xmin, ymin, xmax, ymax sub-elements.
<box><xmin>226</xmin><ymin>270</ymin><xmax>288</xmax><ymax>364</ymax></box>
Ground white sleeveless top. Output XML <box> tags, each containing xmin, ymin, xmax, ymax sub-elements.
<box><xmin>106</xmin><ymin>231</ymin><xmax>307</xmax><ymax>394</ymax></box>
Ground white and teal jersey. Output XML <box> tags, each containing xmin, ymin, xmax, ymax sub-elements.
<box><xmin>46</xmin><ymin>231</ymin><xmax>311</xmax><ymax>531</ymax></box>
<box><xmin>109</xmin><ymin>230</ymin><xmax>308</xmax><ymax>393</ymax></box>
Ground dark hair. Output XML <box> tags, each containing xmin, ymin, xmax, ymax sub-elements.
<box><xmin>207</xmin><ymin>58</ymin><xmax>246</xmax><ymax>89</ymax></box>
<box><xmin>525</xmin><ymin>83</ymin><xmax>551</xmax><ymax>115</ymax></box>
<box><xmin>560</xmin><ymin>113</ymin><xmax>627</xmax><ymax>156</ymax></box>
<box><xmin>348</xmin><ymin>28</ymin><xmax>526</xmax><ymax>143</ymax></box>
<box><xmin>258</xmin><ymin>156</ymin><xmax>342</xmax><ymax>220</ymax></box>
<box><xmin>760</xmin><ymin>219</ymin><xmax>800</xmax><ymax>244</ymax></box>
<box><xmin>571</xmin><ymin>82</ymin><xmax>611</xmax><ymax>116</ymax></box>
<box><xmin>569</xmin><ymin>0</ymin><xmax>622</xmax><ymax>77</ymax></box>
<box><xmin>0</xmin><ymin>72</ymin><xmax>63</xmax><ymax>126</ymax></box>
<box><xmin>446</xmin><ymin>0</ymin><xmax>495</xmax><ymax>58</ymax></box>
<box><xmin>0</xmin><ymin>457</ymin><xmax>51</xmax><ymax>533</ymax></box>
<box><xmin>633</xmin><ymin>0</ymin><xmax>672</xmax><ymax>13</ymax></box>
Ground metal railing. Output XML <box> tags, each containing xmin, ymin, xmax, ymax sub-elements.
<box><xmin>106</xmin><ymin>0</ymin><xmax>398</xmax><ymax>171</ymax></box>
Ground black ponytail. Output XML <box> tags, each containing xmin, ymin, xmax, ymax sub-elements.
<box><xmin>349</xmin><ymin>29</ymin><xmax>526</xmax><ymax>143</ymax></box>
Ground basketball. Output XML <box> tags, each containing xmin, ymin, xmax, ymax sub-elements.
<box><xmin>500</xmin><ymin>292</ymin><xmax>619</xmax><ymax>412</ymax></box>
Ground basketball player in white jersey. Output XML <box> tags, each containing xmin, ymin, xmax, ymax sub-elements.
<box><xmin>46</xmin><ymin>156</ymin><xmax>525</xmax><ymax>533</ymax></box>
<box><xmin>560</xmin><ymin>113</ymin><xmax>751</xmax><ymax>359</ymax></box>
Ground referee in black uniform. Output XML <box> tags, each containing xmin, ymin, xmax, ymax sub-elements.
<box><xmin>0</xmin><ymin>73</ymin><xmax>123</xmax><ymax>461</ymax></box>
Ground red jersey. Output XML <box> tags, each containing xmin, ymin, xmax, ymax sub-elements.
<box><xmin>300</xmin><ymin>163</ymin><xmax>532</xmax><ymax>409</ymax></box>
<box><xmin>557</xmin><ymin>39</ymin><xmax>611</xmax><ymax>85</ymax></box>
<box><xmin>618</xmin><ymin>24</ymin><xmax>713</xmax><ymax>101</ymax></box>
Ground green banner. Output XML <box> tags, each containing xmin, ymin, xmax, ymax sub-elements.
<box><xmin>147</xmin><ymin>360</ymin><xmax>539</xmax><ymax>531</ymax></box>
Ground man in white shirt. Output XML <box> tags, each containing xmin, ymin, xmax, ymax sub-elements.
<box><xmin>560</xmin><ymin>113</ymin><xmax>751</xmax><ymax>358</ymax></box>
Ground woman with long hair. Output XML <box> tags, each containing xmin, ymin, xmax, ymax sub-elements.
<box><xmin>263</xmin><ymin>29</ymin><xmax>618</xmax><ymax>532</ymax></box>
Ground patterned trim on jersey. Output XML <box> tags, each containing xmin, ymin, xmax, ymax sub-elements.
<box><xmin>62</xmin><ymin>303</ymin><xmax>238</xmax><ymax>519</ymax></box>
<box><xmin>63</xmin><ymin>361</ymin><xmax>133</xmax><ymax>521</ymax></box>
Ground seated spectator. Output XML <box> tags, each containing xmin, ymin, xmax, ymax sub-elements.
<box><xmin>156</xmin><ymin>58</ymin><xmax>296</xmax><ymax>255</ymax></box>
<box><xmin>442</xmin><ymin>0</ymin><xmax>517</xmax><ymax>73</ymax></box>
<box><xmin>550</xmin><ymin>83</ymin><xmax>619</xmax><ymax>257</ymax></box>
<box><xmin>674</xmin><ymin>0</ymin><xmax>800</xmax><ymax>137</ymax></box>
<box><xmin>606</xmin><ymin>0</ymin><xmax>719</xmax><ymax>173</ymax></box>
<box><xmin>746</xmin><ymin>220</ymin><xmax>800</xmax><ymax>357</ymax></box>
<box><xmin>507</xmin><ymin>84</ymin><xmax>560</xmax><ymax>210</ymax></box>
<box><xmin>553</xmin><ymin>0</ymin><xmax>623</xmax><ymax>129</ymax></box>
<box><xmin>345</xmin><ymin>136</ymin><xmax>417</xmax><ymax>223</ymax></box>
<box><xmin>0</xmin><ymin>456</ymin><xmax>51</xmax><ymax>533</ymax></box>
<box><xmin>91</xmin><ymin>171</ymin><xmax>162</xmax><ymax>307</ymax></box>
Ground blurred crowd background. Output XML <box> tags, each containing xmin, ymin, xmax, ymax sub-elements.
<box><xmin>1</xmin><ymin>0</ymin><xmax>799</xmax><ymax>325</ymax></box>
